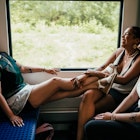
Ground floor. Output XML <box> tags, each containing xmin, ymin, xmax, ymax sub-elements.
<box><xmin>53</xmin><ymin>130</ymin><xmax>76</xmax><ymax>140</ymax></box>
<box><xmin>36</xmin><ymin>130</ymin><xmax>76</xmax><ymax>140</ymax></box>
<box><xmin>36</xmin><ymin>122</ymin><xmax>77</xmax><ymax>140</ymax></box>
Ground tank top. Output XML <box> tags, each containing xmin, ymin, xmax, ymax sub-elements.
<box><xmin>136</xmin><ymin>80</ymin><xmax>140</xmax><ymax>107</ymax></box>
<box><xmin>112</xmin><ymin>49</ymin><xmax>140</xmax><ymax>94</ymax></box>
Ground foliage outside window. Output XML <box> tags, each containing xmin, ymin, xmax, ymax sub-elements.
<box><xmin>9</xmin><ymin>1</ymin><xmax>121</xmax><ymax>69</ymax></box>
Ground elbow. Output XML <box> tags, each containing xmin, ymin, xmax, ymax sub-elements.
<box><xmin>129</xmin><ymin>90</ymin><xmax>139</xmax><ymax>103</ymax></box>
<box><xmin>0</xmin><ymin>93</ymin><xmax>3</xmax><ymax>100</ymax></box>
<box><xmin>129</xmin><ymin>94</ymin><xmax>138</xmax><ymax>103</ymax></box>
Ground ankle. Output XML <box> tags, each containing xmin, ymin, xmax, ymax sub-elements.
<box><xmin>100</xmin><ymin>79</ymin><xmax>108</xmax><ymax>86</ymax></box>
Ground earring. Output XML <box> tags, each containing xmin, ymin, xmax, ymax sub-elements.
<box><xmin>133</xmin><ymin>44</ymin><xmax>137</xmax><ymax>49</ymax></box>
<box><xmin>137</xmin><ymin>44</ymin><xmax>140</xmax><ymax>50</ymax></box>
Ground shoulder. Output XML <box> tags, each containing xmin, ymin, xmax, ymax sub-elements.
<box><xmin>0</xmin><ymin>51</ymin><xmax>8</xmax><ymax>54</ymax></box>
<box><xmin>115</xmin><ymin>47</ymin><xmax>124</xmax><ymax>57</ymax></box>
<box><xmin>0</xmin><ymin>52</ymin><xmax>9</xmax><ymax>57</ymax></box>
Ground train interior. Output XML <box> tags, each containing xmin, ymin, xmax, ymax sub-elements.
<box><xmin>0</xmin><ymin>0</ymin><xmax>140</xmax><ymax>139</ymax></box>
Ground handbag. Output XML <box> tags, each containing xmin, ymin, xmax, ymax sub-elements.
<box><xmin>35</xmin><ymin>123</ymin><xmax>54</xmax><ymax>140</ymax></box>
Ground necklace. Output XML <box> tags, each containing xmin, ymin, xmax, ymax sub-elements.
<box><xmin>127</xmin><ymin>50</ymin><xmax>139</xmax><ymax>58</ymax></box>
<box><xmin>124</xmin><ymin>50</ymin><xmax>139</xmax><ymax>64</ymax></box>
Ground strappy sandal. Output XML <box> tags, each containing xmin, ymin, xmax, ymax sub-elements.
<box><xmin>36</xmin><ymin>123</ymin><xmax>54</xmax><ymax>140</ymax></box>
<box><xmin>98</xmin><ymin>73</ymin><xmax>117</xmax><ymax>94</ymax></box>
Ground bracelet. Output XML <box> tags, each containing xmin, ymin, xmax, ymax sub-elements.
<box><xmin>111</xmin><ymin>114</ymin><xmax>116</xmax><ymax>121</ymax></box>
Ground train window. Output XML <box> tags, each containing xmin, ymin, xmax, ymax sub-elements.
<box><xmin>7</xmin><ymin>0</ymin><xmax>123</xmax><ymax>69</ymax></box>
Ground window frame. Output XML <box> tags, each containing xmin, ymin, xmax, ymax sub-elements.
<box><xmin>6</xmin><ymin>0</ymin><xmax>124</xmax><ymax>70</ymax></box>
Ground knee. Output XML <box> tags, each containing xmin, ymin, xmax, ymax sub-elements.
<box><xmin>50</xmin><ymin>77</ymin><xmax>60</xmax><ymax>84</ymax></box>
<box><xmin>82</xmin><ymin>89</ymin><xmax>98</xmax><ymax>103</ymax></box>
<box><xmin>82</xmin><ymin>90</ymin><xmax>93</xmax><ymax>103</ymax></box>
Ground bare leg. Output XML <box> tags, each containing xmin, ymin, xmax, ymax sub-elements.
<box><xmin>76</xmin><ymin>89</ymin><xmax>117</xmax><ymax>140</ymax></box>
<box><xmin>28</xmin><ymin>77</ymin><xmax>99</xmax><ymax>108</ymax></box>
<box><xmin>95</xmin><ymin>94</ymin><xmax>117</xmax><ymax>114</ymax></box>
<box><xmin>47</xmin><ymin>80</ymin><xmax>100</xmax><ymax>102</ymax></box>
<box><xmin>76</xmin><ymin>89</ymin><xmax>103</xmax><ymax>140</ymax></box>
<box><xmin>76</xmin><ymin>74</ymin><xmax>99</xmax><ymax>87</ymax></box>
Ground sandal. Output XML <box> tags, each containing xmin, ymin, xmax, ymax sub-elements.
<box><xmin>98</xmin><ymin>73</ymin><xmax>117</xmax><ymax>94</ymax></box>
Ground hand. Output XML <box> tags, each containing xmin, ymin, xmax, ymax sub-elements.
<box><xmin>75</xmin><ymin>74</ymin><xmax>89</xmax><ymax>87</ymax></box>
<box><xmin>44</xmin><ymin>68</ymin><xmax>60</xmax><ymax>75</ymax></box>
<box><xmin>84</xmin><ymin>69</ymin><xmax>97</xmax><ymax>76</ymax></box>
<box><xmin>94</xmin><ymin>112</ymin><xmax>112</xmax><ymax>120</ymax></box>
<box><xmin>85</xmin><ymin>70</ymin><xmax>106</xmax><ymax>79</ymax></box>
<box><xmin>10</xmin><ymin>115</ymin><xmax>24</xmax><ymax>127</ymax></box>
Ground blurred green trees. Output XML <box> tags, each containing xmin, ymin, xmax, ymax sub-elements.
<box><xmin>10</xmin><ymin>1</ymin><xmax>120</xmax><ymax>68</ymax></box>
<box><xmin>10</xmin><ymin>1</ymin><xmax>120</xmax><ymax>32</ymax></box>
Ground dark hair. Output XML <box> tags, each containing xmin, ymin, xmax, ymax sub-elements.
<box><xmin>131</xmin><ymin>26</ymin><xmax>140</xmax><ymax>38</ymax></box>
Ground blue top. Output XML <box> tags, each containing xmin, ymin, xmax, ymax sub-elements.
<box><xmin>0</xmin><ymin>52</ymin><xmax>26</xmax><ymax>99</ymax></box>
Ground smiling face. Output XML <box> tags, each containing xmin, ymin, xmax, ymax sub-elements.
<box><xmin>121</xmin><ymin>27</ymin><xmax>140</xmax><ymax>49</ymax></box>
<box><xmin>121</xmin><ymin>28</ymin><xmax>136</xmax><ymax>48</ymax></box>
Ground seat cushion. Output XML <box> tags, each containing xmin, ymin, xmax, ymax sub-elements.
<box><xmin>0</xmin><ymin>108</ymin><xmax>39</xmax><ymax>140</ymax></box>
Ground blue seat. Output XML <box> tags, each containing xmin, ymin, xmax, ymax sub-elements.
<box><xmin>0</xmin><ymin>108</ymin><xmax>39</xmax><ymax>140</ymax></box>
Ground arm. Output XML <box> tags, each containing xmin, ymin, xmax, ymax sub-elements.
<box><xmin>110</xmin><ymin>112</ymin><xmax>140</xmax><ymax>123</ymax></box>
<box><xmin>16</xmin><ymin>62</ymin><xmax>59</xmax><ymax>75</ymax></box>
<box><xmin>113</xmin><ymin>82</ymin><xmax>139</xmax><ymax>113</ymax></box>
<box><xmin>95</xmin><ymin>111</ymin><xmax>140</xmax><ymax>123</ymax></box>
<box><xmin>87</xmin><ymin>47</ymin><xmax>140</xmax><ymax>84</ymax></box>
<box><xmin>0</xmin><ymin>82</ymin><xmax>24</xmax><ymax>127</ymax></box>
<box><xmin>110</xmin><ymin>80</ymin><xmax>140</xmax><ymax>122</ymax></box>
<box><xmin>95</xmin><ymin>78</ymin><xmax>140</xmax><ymax>122</ymax></box>
<box><xmin>85</xmin><ymin>48</ymin><xmax>123</xmax><ymax>78</ymax></box>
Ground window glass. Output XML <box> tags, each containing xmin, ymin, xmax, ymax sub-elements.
<box><xmin>8</xmin><ymin>0</ymin><xmax>122</xmax><ymax>69</ymax></box>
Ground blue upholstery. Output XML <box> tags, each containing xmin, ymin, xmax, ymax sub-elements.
<box><xmin>0</xmin><ymin>108</ymin><xmax>39</xmax><ymax>140</ymax></box>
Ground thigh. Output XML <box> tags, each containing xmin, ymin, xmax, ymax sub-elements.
<box><xmin>95</xmin><ymin>88</ymin><xmax>128</xmax><ymax>114</ymax></box>
<box><xmin>28</xmin><ymin>80</ymin><xmax>60</xmax><ymax>107</ymax></box>
<box><xmin>95</xmin><ymin>94</ymin><xmax>116</xmax><ymax>114</ymax></box>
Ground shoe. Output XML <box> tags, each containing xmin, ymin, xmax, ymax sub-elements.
<box><xmin>98</xmin><ymin>73</ymin><xmax>117</xmax><ymax>94</ymax></box>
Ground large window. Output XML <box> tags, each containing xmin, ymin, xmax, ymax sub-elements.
<box><xmin>8</xmin><ymin>0</ymin><xmax>123</xmax><ymax>69</ymax></box>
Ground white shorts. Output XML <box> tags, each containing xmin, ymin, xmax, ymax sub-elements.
<box><xmin>7</xmin><ymin>84</ymin><xmax>34</xmax><ymax>115</ymax></box>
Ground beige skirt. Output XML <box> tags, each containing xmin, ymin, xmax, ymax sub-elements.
<box><xmin>7</xmin><ymin>84</ymin><xmax>34</xmax><ymax>115</ymax></box>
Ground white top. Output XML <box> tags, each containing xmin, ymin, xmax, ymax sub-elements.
<box><xmin>136</xmin><ymin>81</ymin><xmax>140</xmax><ymax>107</ymax></box>
<box><xmin>112</xmin><ymin>50</ymin><xmax>140</xmax><ymax>94</ymax></box>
